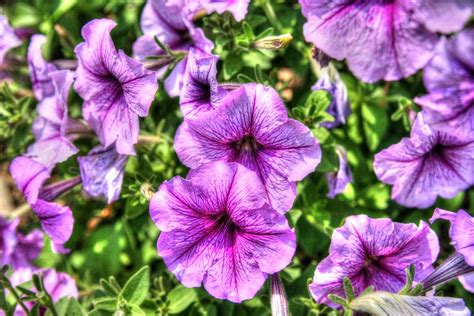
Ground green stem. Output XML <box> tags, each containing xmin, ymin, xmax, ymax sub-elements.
<box><xmin>261</xmin><ymin>1</ymin><xmax>283</xmax><ymax>33</ymax></box>
<box><xmin>1</xmin><ymin>274</ymin><xmax>29</xmax><ymax>314</ymax></box>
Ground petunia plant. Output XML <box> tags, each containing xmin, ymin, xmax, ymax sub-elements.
<box><xmin>0</xmin><ymin>0</ymin><xmax>473</xmax><ymax>315</ymax></box>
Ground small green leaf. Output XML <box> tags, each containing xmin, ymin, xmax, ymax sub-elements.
<box><xmin>223</xmin><ymin>54</ymin><xmax>243</xmax><ymax>80</ymax></box>
<box><xmin>120</xmin><ymin>266</ymin><xmax>150</xmax><ymax>305</ymax></box>
<box><xmin>360</xmin><ymin>286</ymin><xmax>375</xmax><ymax>297</ymax></box>
<box><xmin>328</xmin><ymin>294</ymin><xmax>348</xmax><ymax>308</ymax></box>
<box><xmin>93</xmin><ymin>297</ymin><xmax>118</xmax><ymax>312</ymax></box>
<box><xmin>361</xmin><ymin>103</ymin><xmax>388</xmax><ymax>152</ymax></box>
<box><xmin>166</xmin><ymin>285</ymin><xmax>198</xmax><ymax>314</ymax></box>
<box><xmin>242</xmin><ymin>22</ymin><xmax>255</xmax><ymax>41</ymax></box>
<box><xmin>49</xmin><ymin>297</ymin><xmax>86</xmax><ymax>316</ymax></box>
<box><xmin>343</xmin><ymin>277</ymin><xmax>355</xmax><ymax>302</ymax></box>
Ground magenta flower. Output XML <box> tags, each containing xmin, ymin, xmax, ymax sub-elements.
<box><xmin>299</xmin><ymin>0</ymin><xmax>472</xmax><ymax>82</ymax></box>
<box><xmin>309</xmin><ymin>215</ymin><xmax>439</xmax><ymax>307</ymax></box>
<box><xmin>132</xmin><ymin>0</ymin><xmax>213</xmax><ymax>97</ymax></box>
<box><xmin>415</xmin><ymin>29</ymin><xmax>474</xmax><ymax>139</ymax></box>
<box><xmin>373</xmin><ymin>115</ymin><xmax>474</xmax><ymax>209</ymax></box>
<box><xmin>175</xmin><ymin>84</ymin><xmax>321</xmax><ymax>212</ymax></box>
<box><xmin>27</xmin><ymin>35</ymin><xmax>58</xmax><ymax>101</ymax></box>
<box><xmin>9</xmin><ymin>157</ymin><xmax>79</xmax><ymax>253</ymax></box>
<box><xmin>326</xmin><ymin>146</ymin><xmax>352</xmax><ymax>199</ymax></box>
<box><xmin>312</xmin><ymin>65</ymin><xmax>350</xmax><ymax>129</ymax></box>
<box><xmin>26</xmin><ymin>70</ymin><xmax>84</xmax><ymax>168</ymax></box>
<box><xmin>78</xmin><ymin>145</ymin><xmax>128</xmax><ymax>203</ymax></box>
<box><xmin>180</xmin><ymin>49</ymin><xmax>227</xmax><ymax>118</ymax></box>
<box><xmin>149</xmin><ymin>161</ymin><xmax>296</xmax><ymax>303</ymax></box>
<box><xmin>74</xmin><ymin>19</ymin><xmax>158</xmax><ymax>155</ymax></box>
<box><xmin>0</xmin><ymin>15</ymin><xmax>21</xmax><ymax>65</ymax></box>
<box><xmin>430</xmin><ymin>208</ymin><xmax>474</xmax><ymax>292</ymax></box>
<box><xmin>0</xmin><ymin>217</ymin><xmax>43</xmax><ymax>271</ymax></box>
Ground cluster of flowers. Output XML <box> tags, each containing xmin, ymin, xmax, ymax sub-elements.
<box><xmin>0</xmin><ymin>0</ymin><xmax>472</xmax><ymax>312</ymax></box>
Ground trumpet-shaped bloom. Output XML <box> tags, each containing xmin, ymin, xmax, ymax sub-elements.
<box><xmin>312</xmin><ymin>65</ymin><xmax>350</xmax><ymax>129</ymax></box>
<box><xmin>373</xmin><ymin>115</ymin><xmax>474</xmax><ymax>209</ymax></box>
<box><xmin>78</xmin><ymin>145</ymin><xmax>128</xmax><ymax>203</ymax></box>
<box><xmin>299</xmin><ymin>0</ymin><xmax>472</xmax><ymax>82</ymax></box>
<box><xmin>9</xmin><ymin>157</ymin><xmax>78</xmax><ymax>253</ymax></box>
<box><xmin>415</xmin><ymin>29</ymin><xmax>474</xmax><ymax>139</ymax></box>
<box><xmin>430</xmin><ymin>208</ymin><xmax>474</xmax><ymax>292</ymax></box>
<box><xmin>174</xmin><ymin>84</ymin><xmax>321</xmax><ymax>213</ymax></box>
<box><xmin>27</xmin><ymin>70</ymin><xmax>81</xmax><ymax>168</ymax></box>
<box><xmin>74</xmin><ymin>19</ymin><xmax>158</xmax><ymax>155</ymax></box>
<box><xmin>326</xmin><ymin>147</ymin><xmax>352</xmax><ymax>198</ymax></box>
<box><xmin>0</xmin><ymin>217</ymin><xmax>43</xmax><ymax>270</ymax></box>
<box><xmin>309</xmin><ymin>215</ymin><xmax>439</xmax><ymax>307</ymax></box>
<box><xmin>180</xmin><ymin>49</ymin><xmax>227</xmax><ymax>118</ymax></box>
<box><xmin>133</xmin><ymin>0</ymin><xmax>213</xmax><ymax>97</ymax></box>
<box><xmin>0</xmin><ymin>15</ymin><xmax>21</xmax><ymax>65</ymax></box>
<box><xmin>149</xmin><ymin>161</ymin><xmax>296</xmax><ymax>303</ymax></box>
<box><xmin>27</xmin><ymin>34</ymin><xmax>57</xmax><ymax>101</ymax></box>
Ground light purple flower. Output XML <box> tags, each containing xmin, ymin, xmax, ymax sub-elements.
<box><xmin>430</xmin><ymin>208</ymin><xmax>474</xmax><ymax>292</ymax></box>
<box><xmin>9</xmin><ymin>157</ymin><xmax>78</xmax><ymax>253</ymax></box>
<box><xmin>312</xmin><ymin>65</ymin><xmax>350</xmax><ymax>129</ymax></box>
<box><xmin>133</xmin><ymin>0</ymin><xmax>213</xmax><ymax>97</ymax></box>
<box><xmin>193</xmin><ymin>0</ymin><xmax>250</xmax><ymax>21</ymax></box>
<box><xmin>309</xmin><ymin>214</ymin><xmax>439</xmax><ymax>307</ymax></box>
<box><xmin>415</xmin><ymin>29</ymin><xmax>474</xmax><ymax>139</ymax></box>
<box><xmin>373</xmin><ymin>115</ymin><xmax>474</xmax><ymax>209</ymax></box>
<box><xmin>27</xmin><ymin>35</ymin><xmax>57</xmax><ymax>101</ymax></box>
<box><xmin>26</xmin><ymin>70</ymin><xmax>82</xmax><ymax>168</ymax></box>
<box><xmin>0</xmin><ymin>217</ymin><xmax>43</xmax><ymax>270</ymax></box>
<box><xmin>149</xmin><ymin>161</ymin><xmax>296</xmax><ymax>303</ymax></box>
<box><xmin>299</xmin><ymin>0</ymin><xmax>472</xmax><ymax>82</ymax></box>
<box><xmin>78</xmin><ymin>145</ymin><xmax>128</xmax><ymax>203</ymax></box>
<box><xmin>180</xmin><ymin>48</ymin><xmax>227</xmax><ymax>118</ymax></box>
<box><xmin>326</xmin><ymin>146</ymin><xmax>352</xmax><ymax>199</ymax></box>
<box><xmin>74</xmin><ymin>19</ymin><xmax>158</xmax><ymax>155</ymax></box>
<box><xmin>174</xmin><ymin>83</ymin><xmax>321</xmax><ymax>213</ymax></box>
<box><xmin>0</xmin><ymin>15</ymin><xmax>21</xmax><ymax>65</ymax></box>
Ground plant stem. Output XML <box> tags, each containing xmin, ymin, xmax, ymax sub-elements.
<box><xmin>1</xmin><ymin>274</ymin><xmax>29</xmax><ymax>314</ymax></box>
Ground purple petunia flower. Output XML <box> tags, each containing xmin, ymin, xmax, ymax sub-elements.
<box><xmin>133</xmin><ymin>0</ymin><xmax>213</xmax><ymax>97</ymax></box>
<box><xmin>373</xmin><ymin>115</ymin><xmax>474</xmax><ymax>209</ymax></box>
<box><xmin>309</xmin><ymin>214</ymin><xmax>439</xmax><ymax>307</ymax></box>
<box><xmin>149</xmin><ymin>161</ymin><xmax>296</xmax><ymax>303</ymax></box>
<box><xmin>0</xmin><ymin>15</ymin><xmax>21</xmax><ymax>66</ymax></box>
<box><xmin>312</xmin><ymin>65</ymin><xmax>350</xmax><ymax>129</ymax></box>
<box><xmin>415</xmin><ymin>29</ymin><xmax>474</xmax><ymax>139</ymax></box>
<box><xmin>74</xmin><ymin>18</ymin><xmax>158</xmax><ymax>155</ymax></box>
<box><xmin>299</xmin><ymin>0</ymin><xmax>472</xmax><ymax>83</ymax></box>
<box><xmin>180</xmin><ymin>48</ymin><xmax>227</xmax><ymax>118</ymax></box>
<box><xmin>174</xmin><ymin>83</ymin><xmax>321</xmax><ymax>213</ymax></box>
<box><xmin>78</xmin><ymin>144</ymin><xmax>128</xmax><ymax>203</ymax></box>
<box><xmin>326</xmin><ymin>146</ymin><xmax>352</xmax><ymax>199</ymax></box>
<box><xmin>430</xmin><ymin>208</ymin><xmax>474</xmax><ymax>293</ymax></box>
<box><xmin>0</xmin><ymin>217</ymin><xmax>43</xmax><ymax>271</ymax></box>
<box><xmin>9</xmin><ymin>157</ymin><xmax>78</xmax><ymax>253</ymax></box>
<box><xmin>26</xmin><ymin>70</ymin><xmax>84</xmax><ymax>168</ymax></box>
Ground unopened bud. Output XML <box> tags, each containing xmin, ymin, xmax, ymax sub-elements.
<box><xmin>140</xmin><ymin>183</ymin><xmax>155</xmax><ymax>201</ymax></box>
<box><xmin>252</xmin><ymin>34</ymin><xmax>293</xmax><ymax>50</ymax></box>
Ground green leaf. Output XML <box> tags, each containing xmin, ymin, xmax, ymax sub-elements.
<box><xmin>120</xmin><ymin>266</ymin><xmax>150</xmax><ymax>305</ymax></box>
<box><xmin>317</xmin><ymin>144</ymin><xmax>338</xmax><ymax>173</ymax></box>
<box><xmin>51</xmin><ymin>0</ymin><xmax>78</xmax><ymax>21</ymax></box>
<box><xmin>305</xmin><ymin>90</ymin><xmax>332</xmax><ymax>114</ymax></box>
<box><xmin>328</xmin><ymin>294</ymin><xmax>348</xmax><ymax>308</ymax></box>
<box><xmin>11</xmin><ymin>3</ymin><xmax>42</xmax><ymax>28</ymax></box>
<box><xmin>242</xmin><ymin>22</ymin><xmax>255</xmax><ymax>41</ymax></box>
<box><xmin>166</xmin><ymin>285</ymin><xmax>198</xmax><ymax>314</ymax></box>
<box><xmin>361</xmin><ymin>103</ymin><xmax>388</xmax><ymax>152</ymax></box>
<box><xmin>223</xmin><ymin>54</ymin><xmax>243</xmax><ymax>80</ymax></box>
<box><xmin>93</xmin><ymin>298</ymin><xmax>118</xmax><ymax>312</ymax></box>
<box><xmin>47</xmin><ymin>297</ymin><xmax>86</xmax><ymax>316</ymax></box>
<box><xmin>343</xmin><ymin>277</ymin><xmax>355</xmax><ymax>302</ymax></box>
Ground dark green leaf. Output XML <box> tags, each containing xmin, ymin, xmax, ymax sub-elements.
<box><xmin>120</xmin><ymin>266</ymin><xmax>150</xmax><ymax>305</ymax></box>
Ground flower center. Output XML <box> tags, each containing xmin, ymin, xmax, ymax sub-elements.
<box><xmin>214</xmin><ymin>212</ymin><xmax>239</xmax><ymax>235</ymax></box>
<box><xmin>232</xmin><ymin>135</ymin><xmax>263</xmax><ymax>153</ymax></box>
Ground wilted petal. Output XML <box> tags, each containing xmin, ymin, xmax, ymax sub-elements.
<box><xmin>0</xmin><ymin>15</ymin><xmax>21</xmax><ymax>65</ymax></box>
<box><xmin>349</xmin><ymin>291</ymin><xmax>471</xmax><ymax>316</ymax></box>
<box><xmin>27</xmin><ymin>34</ymin><xmax>57</xmax><ymax>100</ymax></box>
<box><xmin>78</xmin><ymin>145</ymin><xmax>128</xmax><ymax>203</ymax></box>
<box><xmin>374</xmin><ymin>115</ymin><xmax>474</xmax><ymax>208</ymax></box>
<box><xmin>326</xmin><ymin>146</ymin><xmax>352</xmax><ymax>198</ymax></box>
<box><xmin>74</xmin><ymin>19</ymin><xmax>158</xmax><ymax>155</ymax></box>
<box><xmin>180</xmin><ymin>49</ymin><xmax>226</xmax><ymax>118</ymax></box>
<box><xmin>150</xmin><ymin>161</ymin><xmax>296</xmax><ymax>303</ymax></box>
<box><xmin>9</xmin><ymin>156</ymin><xmax>51</xmax><ymax>204</ymax></box>
<box><xmin>175</xmin><ymin>84</ymin><xmax>321</xmax><ymax>213</ymax></box>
